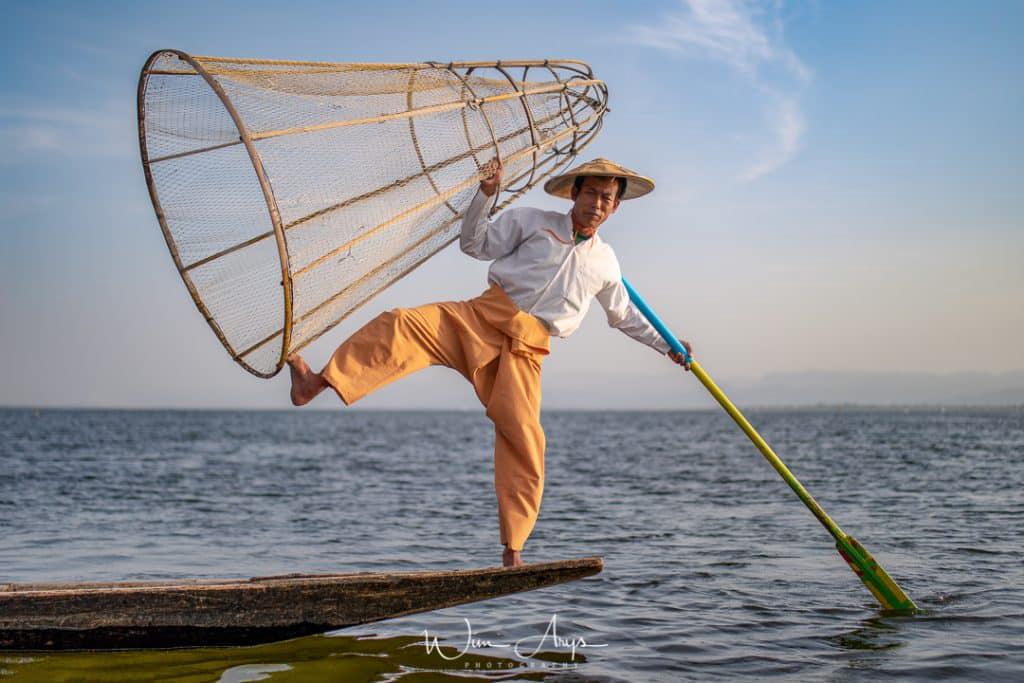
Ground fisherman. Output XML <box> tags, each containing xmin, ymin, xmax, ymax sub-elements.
<box><xmin>287</xmin><ymin>158</ymin><xmax>691</xmax><ymax>567</ymax></box>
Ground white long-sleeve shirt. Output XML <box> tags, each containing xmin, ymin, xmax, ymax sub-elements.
<box><xmin>460</xmin><ymin>190</ymin><xmax>671</xmax><ymax>355</ymax></box>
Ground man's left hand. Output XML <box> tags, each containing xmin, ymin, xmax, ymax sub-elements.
<box><xmin>479</xmin><ymin>158</ymin><xmax>503</xmax><ymax>197</ymax></box>
<box><xmin>668</xmin><ymin>340</ymin><xmax>693</xmax><ymax>371</ymax></box>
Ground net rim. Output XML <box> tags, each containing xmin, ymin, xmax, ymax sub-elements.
<box><xmin>191</xmin><ymin>56</ymin><xmax>595</xmax><ymax>71</ymax></box>
<box><xmin>137</xmin><ymin>48</ymin><xmax>294</xmax><ymax>379</ymax></box>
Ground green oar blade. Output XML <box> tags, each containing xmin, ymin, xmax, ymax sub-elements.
<box><xmin>836</xmin><ymin>534</ymin><xmax>917</xmax><ymax>612</ymax></box>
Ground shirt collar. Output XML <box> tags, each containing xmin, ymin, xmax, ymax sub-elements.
<box><xmin>563</xmin><ymin>210</ymin><xmax>600</xmax><ymax>251</ymax></box>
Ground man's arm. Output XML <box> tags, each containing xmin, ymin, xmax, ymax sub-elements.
<box><xmin>596</xmin><ymin>279</ymin><xmax>693</xmax><ymax>369</ymax></box>
<box><xmin>460</xmin><ymin>159</ymin><xmax>526</xmax><ymax>261</ymax></box>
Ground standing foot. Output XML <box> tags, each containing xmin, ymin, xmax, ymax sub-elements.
<box><xmin>287</xmin><ymin>354</ymin><xmax>328</xmax><ymax>406</ymax></box>
<box><xmin>502</xmin><ymin>547</ymin><xmax>524</xmax><ymax>567</ymax></box>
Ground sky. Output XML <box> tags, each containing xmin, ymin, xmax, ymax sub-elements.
<box><xmin>0</xmin><ymin>0</ymin><xmax>1021</xmax><ymax>409</ymax></box>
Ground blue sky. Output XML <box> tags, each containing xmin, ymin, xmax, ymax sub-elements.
<box><xmin>1</xmin><ymin>1</ymin><xmax>1021</xmax><ymax>408</ymax></box>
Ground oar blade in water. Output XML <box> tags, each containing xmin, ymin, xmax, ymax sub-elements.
<box><xmin>836</xmin><ymin>534</ymin><xmax>917</xmax><ymax>612</ymax></box>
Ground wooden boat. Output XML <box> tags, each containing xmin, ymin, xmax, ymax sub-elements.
<box><xmin>0</xmin><ymin>557</ymin><xmax>602</xmax><ymax>651</ymax></box>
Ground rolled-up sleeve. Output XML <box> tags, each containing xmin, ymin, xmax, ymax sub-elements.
<box><xmin>596</xmin><ymin>278</ymin><xmax>672</xmax><ymax>354</ymax></box>
<box><xmin>460</xmin><ymin>190</ymin><xmax>527</xmax><ymax>260</ymax></box>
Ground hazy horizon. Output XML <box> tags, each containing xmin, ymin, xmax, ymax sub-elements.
<box><xmin>5</xmin><ymin>369</ymin><xmax>1023</xmax><ymax>411</ymax></box>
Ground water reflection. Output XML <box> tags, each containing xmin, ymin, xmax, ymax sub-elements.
<box><xmin>2</xmin><ymin>632</ymin><xmax>584</xmax><ymax>682</ymax></box>
<box><xmin>826</xmin><ymin>616</ymin><xmax>905</xmax><ymax>652</ymax></box>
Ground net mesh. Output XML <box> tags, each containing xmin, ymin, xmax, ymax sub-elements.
<box><xmin>138</xmin><ymin>51</ymin><xmax>608</xmax><ymax>377</ymax></box>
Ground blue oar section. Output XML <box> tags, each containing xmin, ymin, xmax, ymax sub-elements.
<box><xmin>622</xmin><ymin>277</ymin><xmax>691</xmax><ymax>363</ymax></box>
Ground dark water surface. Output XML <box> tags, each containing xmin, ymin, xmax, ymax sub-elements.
<box><xmin>1</xmin><ymin>408</ymin><xmax>1022</xmax><ymax>681</ymax></box>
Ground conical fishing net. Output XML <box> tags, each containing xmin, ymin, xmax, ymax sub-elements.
<box><xmin>137</xmin><ymin>51</ymin><xmax>609</xmax><ymax>377</ymax></box>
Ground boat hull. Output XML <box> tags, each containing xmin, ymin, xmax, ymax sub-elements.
<box><xmin>0</xmin><ymin>557</ymin><xmax>602</xmax><ymax>650</ymax></box>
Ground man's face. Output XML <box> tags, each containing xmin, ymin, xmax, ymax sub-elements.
<box><xmin>570</xmin><ymin>176</ymin><xmax>621</xmax><ymax>237</ymax></box>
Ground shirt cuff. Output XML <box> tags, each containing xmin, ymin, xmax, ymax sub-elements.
<box><xmin>466</xmin><ymin>188</ymin><xmax>491</xmax><ymax>219</ymax></box>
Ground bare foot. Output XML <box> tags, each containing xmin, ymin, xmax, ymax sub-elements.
<box><xmin>287</xmin><ymin>354</ymin><xmax>327</xmax><ymax>406</ymax></box>
<box><xmin>502</xmin><ymin>547</ymin><xmax>524</xmax><ymax>567</ymax></box>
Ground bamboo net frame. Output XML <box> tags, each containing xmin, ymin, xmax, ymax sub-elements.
<box><xmin>137</xmin><ymin>50</ymin><xmax>609</xmax><ymax>377</ymax></box>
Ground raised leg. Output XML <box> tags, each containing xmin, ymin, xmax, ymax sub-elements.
<box><xmin>319</xmin><ymin>302</ymin><xmax>485</xmax><ymax>405</ymax></box>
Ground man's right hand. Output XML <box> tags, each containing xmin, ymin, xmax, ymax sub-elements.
<box><xmin>669</xmin><ymin>339</ymin><xmax>693</xmax><ymax>371</ymax></box>
<box><xmin>480</xmin><ymin>158</ymin><xmax>503</xmax><ymax>197</ymax></box>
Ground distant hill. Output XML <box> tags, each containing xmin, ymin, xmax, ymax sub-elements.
<box><xmin>540</xmin><ymin>370</ymin><xmax>1024</xmax><ymax>410</ymax></box>
<box><xmin>732</xmin><ymin>370</ymin><xmax>1024</xmax><ymax>407</ymax></box>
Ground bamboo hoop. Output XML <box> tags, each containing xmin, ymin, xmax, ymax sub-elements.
<box><xmin>138</xmin><ymin>49</ymin><xmax>294</xmax><ymax>377</ymax></box>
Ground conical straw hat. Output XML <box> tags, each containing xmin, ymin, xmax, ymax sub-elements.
<box><xmin>543</xmin><ymin>157</ymin><xmax>654</xmax><ymax>200</ymax></box>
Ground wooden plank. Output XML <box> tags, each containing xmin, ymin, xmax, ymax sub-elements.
<box><xmin>0</xmin><ymin>557</ymin><xmax>602</xmax><ymax>650</ymax></box>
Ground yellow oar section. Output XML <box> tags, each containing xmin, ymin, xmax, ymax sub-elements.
<box><xmin>623</xmin><ymin>278</ymin><xmax>917</xmax><ymax>612</ymax></box>
<box><xmin>689</xmin><ymin>362</ymin><xmax>916</xmax><ymax>610</ymax></box>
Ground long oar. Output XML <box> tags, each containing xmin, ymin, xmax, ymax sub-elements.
<box><xmin>623</xmin><ymin>277</ymin><xmax>917</xmax><ymax>612</ymax></box>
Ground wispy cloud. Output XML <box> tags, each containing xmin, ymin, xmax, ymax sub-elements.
<box><xmin>625</xmin><ymin>0</ymin><xmax>811</xmax><ymax>181</ymax></box>
<box><xmin>738</xmin><ymin>93</ymin><xmax>804</xmax><ymax>181</ymax></box>
<box><xmin>0</xmin><ymin>99</ymin><xmax>135</xmax><ymax>161</ymax></box>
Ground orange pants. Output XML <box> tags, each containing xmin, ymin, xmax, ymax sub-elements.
<box><xmin>320</xmin><ymin>284</ymin><xmax>551</xmax><ymax>551</ymax></box>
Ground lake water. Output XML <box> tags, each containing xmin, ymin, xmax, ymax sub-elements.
<box><xmin>1</xmin><ymin>408</ymin><xmax>1022</xmax><ymax>681</ymax></box>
